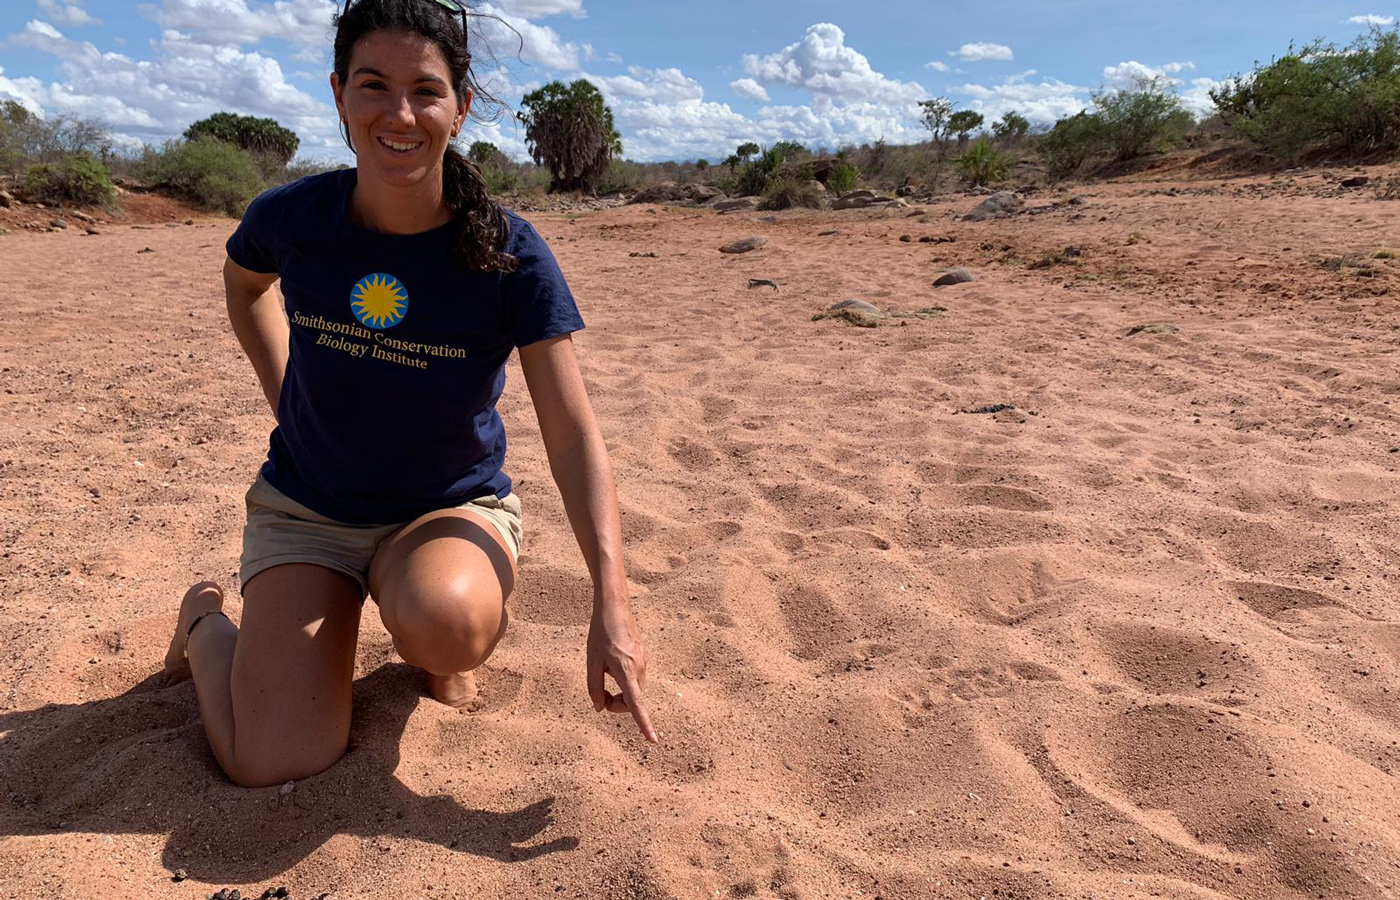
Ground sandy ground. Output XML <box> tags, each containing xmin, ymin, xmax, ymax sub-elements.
<box><xmin>2</xmin><ymin>170</ymin><xmax>1399</xmax><ymax>900</ymax></box>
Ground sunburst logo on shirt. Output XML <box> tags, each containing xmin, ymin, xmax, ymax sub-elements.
<box><xmin>350</xmin><ymin>273</ymin><xmax>409</xmax><ymax>329</ymax></box>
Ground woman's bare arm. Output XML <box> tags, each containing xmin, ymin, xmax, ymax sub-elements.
<box><xmin>518</xmin><ymin>332</ymin><xmax>657</xmax><ymax>744</ymax></box>
<box><xmin>223</xmin><ymin>257</ymin><xmax>287</xmax><ymax>419</ymax></box>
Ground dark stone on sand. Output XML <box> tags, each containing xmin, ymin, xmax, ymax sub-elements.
<box><xmin>137</xmin><ymin>247</ymin><xmax>154</xmax><ymax>253</ymax></box>
<box><xmin>899</xmin><ymin>235</ymin><xmax>912</xmax><ymax>242</ymax></box>
<box><xmin>817</xmin><ymin>229</ymin><xmax>840</xmax><ymax>236</ymax></box>
<box><xmin>1341</xmin><ymin>176</ymin><xmax>1370</xmax><ymax>188</ymax></box>
<box><xmin>963</xmin><ymin>191</ymin><xmax>1024</xmax><ymax>222</ymax></box>
<box><xmin>933</xmin><ymin>267</ymin><xmax>976</xmax><ymax>287</ymax></box>
<box><xmin>919</xmin><ymin>235</ymin><xmax>954</xmax><ymax>244</ymax></box>
<box><xmin>964</xmin><ymin>403</ymin><xmax>1015</xmax><ymax>414</ymax></box>
<box><xmin>50</xmin><ymin>218</ymin><xmax>67</xmax><ymax>229</ymax></box>
<box><xmin>628</xmin><ymin>251</ymin><xmax>658</xmax><ymax>257</ymax></box>
<box><xmin>172</xmin><ymin>869</ymin><xmax>188</xmax><ymax>882</ymax></box>
<box><xmin>720</xmin><ymin>236</ymin><xmax>768</xmax><ymax>254</ymax></box>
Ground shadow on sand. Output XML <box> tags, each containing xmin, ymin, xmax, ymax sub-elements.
<box><xmin>0</xmin><ymin>662</ymin><xmax>577</xmax><ymax>885</ymax></box>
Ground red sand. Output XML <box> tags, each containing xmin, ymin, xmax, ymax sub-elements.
<box><xmin>2</xmin><ymin>171</ymin><xmax>1399</xmax><ymax>899</ymax></box>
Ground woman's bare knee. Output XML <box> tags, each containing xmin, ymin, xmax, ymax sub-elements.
<box><xmin>225</xmin><ymin>734</ymin><xmax>349</xmax><ymax>788</ymax></box>
<box><xmin>389</xmin><ymin>589</ymin><xmax>506</xmax><ymax>675</ymax></box>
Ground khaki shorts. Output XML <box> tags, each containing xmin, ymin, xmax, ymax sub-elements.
<box><xmin>238</xmin><ymin>473</ymin><xmax>523</xmax><ymax>599</ymax></box>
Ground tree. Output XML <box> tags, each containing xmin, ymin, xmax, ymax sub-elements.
<box><xmin>736</xmin><ymin>141</ymin><xmax>761</xmax><ymax>161</ymax></box>
<box><xmin>918</xmin><ymin>97</ymin><xmax>955</xmax><ymax>190</ymax></box>
<box><xmin>518</xmin><ymin>79</ymin><xmax>622</xmax><ymax>193</ymax></box>
<box><xmin>695</xmin><ymin>158</ymin><xmax>709</xmax><ymax>171</ymax></box>
<box><xmin>184</xmin><ymin>112</ymin><xmax>300</xmax><ymax>164</ymax></box>
<box><xmin>948</xmin><ymin>110</ymin><xmax>985</xmax><ymax>147</ymax></box>
<box><xmin>991</xmin><ymin>110</ymin><xmax>1030</xmax><ymax>143</ymax></box>
<box><xmin>1092</xmin><ymin>76</ymin><xmax>1193</xmax><ymax>161</ymax></box>
<box><xmin>468</xmin><ymin>140</ymin><xmax>506</xmax><ymax>165</ymax></box>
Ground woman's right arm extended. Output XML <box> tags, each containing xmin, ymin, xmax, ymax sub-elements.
<box><xmin>223</xmin><ymin>257</ymin><xmax>287</xmax><ymax>420</ymax></box>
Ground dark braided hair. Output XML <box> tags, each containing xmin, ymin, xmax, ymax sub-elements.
<box><xmin>333</xmin><ymin>0</ymin><xmax>517</xmax><ymax>273</ymax></box>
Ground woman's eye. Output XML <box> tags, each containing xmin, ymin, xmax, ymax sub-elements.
<box><xmin>361</xmin><ymin>81</ymin><xmax>385</xmax><ymax>90</ymax></box>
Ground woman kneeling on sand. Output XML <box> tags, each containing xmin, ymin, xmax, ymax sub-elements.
<box><xmin>162</xmin><ymin>0</ymin><xmax>656</xmax><ymax>787</ymax></box>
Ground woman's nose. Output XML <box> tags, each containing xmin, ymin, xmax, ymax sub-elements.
<box><xmin>384</xmin><ymin>91</ymin><xmax>415</xmax><ymax>126</ymax></box>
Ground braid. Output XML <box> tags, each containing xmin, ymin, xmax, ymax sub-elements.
<box><xmin>443</xmin><ymin>145</ymin><xmax>517</xmax><ymax>273</ymax></box>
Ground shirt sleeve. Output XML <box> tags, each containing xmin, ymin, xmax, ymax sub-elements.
<box><xmin>503</xmin><ymin>217</ymin><xmax>585</xmax><ymax>349</ymax></box>
<box><xmin>225</xmin><ymin>189</ymin><xmax>282</xmax><ymax>274</ymax></box>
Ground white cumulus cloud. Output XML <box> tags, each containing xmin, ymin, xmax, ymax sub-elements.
<box><xmin>140</xmin><ymin>0</ymin><xmax>336</xmax><ymax>48</ymax></box>
<box><xmin>952</xmin><ymin>42</ymin><xmax>1014</xmax><ymax>62</ymax></box>
<box><xmin>1103</xmin><ymin>59</ymin><xmax>1194</xmax><ymax>89</ymax></box>
<box><xmin>954</xmin><ymin>71</ymin><xmax>1088</xmax><ymax>124</ymax></box>
<box><xmin>742</xmin><ymin>23</ymin><xmax>927</xmax><ymax>105</ymax></box>
<box><xmin>1348</xmin><ymin>14</ymin><xmax>1395</xmax><ymax>25</ymax></box>
<box><xmin>36</xmin><ymin>0</ymin><xmax>102</xmax><ymax>28</ymax></box>
<box><xmin>729</xmin><ymin>77</ymin><xmax>770</xmax><ymax>102</ymax></box>
<box><xmin>925</xmin><ymin>60</ymin><xmax>950</xmax><ymax>72</ymax></box>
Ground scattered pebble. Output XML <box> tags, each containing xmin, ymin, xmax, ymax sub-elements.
<box><xmin>933</xmin><ymin>267</ymin><xmax>976</xmax><ymax>287</ymax></box>
<box><xmin>628</xmin><ymin>251</ymin><xmax>658</xmax><ymax>258</ymax></box>
<box><xmin>719</xmin><ymin>236</ymin><xmax>768</xmax><ymax>254</ymax></box>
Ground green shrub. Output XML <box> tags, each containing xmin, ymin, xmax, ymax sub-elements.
<box><xmin>1</xmin><ymin>100</ymin><xmax>113</xmax><ymax>174</ymax></box>
<box><xmin>736</xmin><ymin>143</ymin><xmax>809</xmax><ymax>196</ymax></box>
<box><xmin>1211</xmin><ymin>28</ymin><xmax>1400</xmax><ymax>161</ymax></box>
<box><xmin>594</xmin><ymin>158</ymin><xmax>644</xmax><ymax>194</ymax></box>
<box><xmin>757</xmin><ymin>176</ymin><xmax>824</xmax><ymax>210</ymax></box>
<box><xmin>132</xmin><ymin>137</ymin><xmax>265</xmax><ymax>216</ymax></box>
<box><xmin>24</xmin><ymin>153</ymin><xmax>115</xmax><ymax>205</ymax></box>
<box><xmin>826</xmin><ymin>160</ymin><xmax>860</xmax><ymax>194</ymax></box>
<box><xmin>1093</xmin><ymin>76</ymin><xmax>1194</xmax><ymax>161</ymax></box>
<box><xmin>957</xmin><ymin>138</ymin><xmax>1011</xmax><ymax>186</ymax></box>
<box><xmin>1037</xmin><ymin>111</ymin><xmax>1107</xmax><ymax>179</ymax></box>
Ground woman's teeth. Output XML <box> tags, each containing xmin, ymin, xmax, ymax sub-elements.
<box><xmin>379</xmin><ymin>137</ymin><xmax>422</xmax><ymax>152</ymax></box>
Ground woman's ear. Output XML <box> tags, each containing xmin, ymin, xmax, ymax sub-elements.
<box><xmin>330</xmin><ymin>71</ymin><xmax>346</xmax><ymax>123</ymax></box>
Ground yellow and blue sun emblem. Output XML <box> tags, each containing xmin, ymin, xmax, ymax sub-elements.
<box><xmin>350</xmin><ymin>273</ymin><xmax>409</xmax><ymax>329</ymax></box>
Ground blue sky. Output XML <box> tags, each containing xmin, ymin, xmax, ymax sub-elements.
<box><xmin>0</xmin><ymin>0</ymin><xmax>1392</xmax><ymax>163</ymax></box>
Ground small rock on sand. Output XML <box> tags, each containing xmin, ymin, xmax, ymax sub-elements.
<box><xmin>1341</xmin><ymin>176</ymin><xmax>1370</xmax><ymax>188</ymax></box>
<box><xmin>50</xmin><ymin>218</ymin><xmax>67</xmax><ymax>229</ymax></box>
<box><xmin>1125</xmin><ymin>323</ymin><xmax>1180</xmax><ymax>336</ymax></box>
<box><xmin>0</xmin><ymin>189</ymin><xmax>13</xmax><ymax>208</ymax></box>
<box><xmin>933</xmin><ymin>267</ymin><xmax>976</xmax><ymax>287</ymax></box>
<box><xmin>720</xmin><ymin>236</ymin><xmax>768</xmax><ymax>254</ymax></box>
<box><xmin>813</xmin><ymin>299</ymin><xmax>884</xmax><ymax>328</ymax></box>
<box><xmin>963</xmin><ymin>191</ymin><xmax>1024</xmax><ymax>222</ymax></box>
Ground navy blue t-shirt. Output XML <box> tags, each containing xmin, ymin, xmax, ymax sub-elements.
<box><xmin>225</xmin><ymin>168</ymin><xmax>584</xmax><ymax>525</ymax></box>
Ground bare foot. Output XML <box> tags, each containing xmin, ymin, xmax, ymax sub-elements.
<box><xmin>163</xmin><ymin>581</ymin><xmax>225</xmax><ymax>686</ymax></box>
<box><xmin>427</xmin><ymin>670</ymin><xmax>481</xmax><ymax>710</ymax></box>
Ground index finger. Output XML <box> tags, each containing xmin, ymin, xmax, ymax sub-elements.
<box><xmin>613</xmin><ymin>668</ymin><xmax>658</xmax><ymax>745</ymax></box>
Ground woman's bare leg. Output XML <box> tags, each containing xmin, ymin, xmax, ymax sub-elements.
<box><xmin>369</xmin><ymin>508</ymin><xmax>516</xmax><ymax>708</ymax></box>
<box><xmin>163</xmin><ymin>565</ymin><xmax>363</xmax><ymax>786</ymax></box>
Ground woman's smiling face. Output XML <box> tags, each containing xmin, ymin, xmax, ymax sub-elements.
<box><xmin>331</xmin><ymin>28</ymin><xmax>470</xmax><ymax>190</ymax></box>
